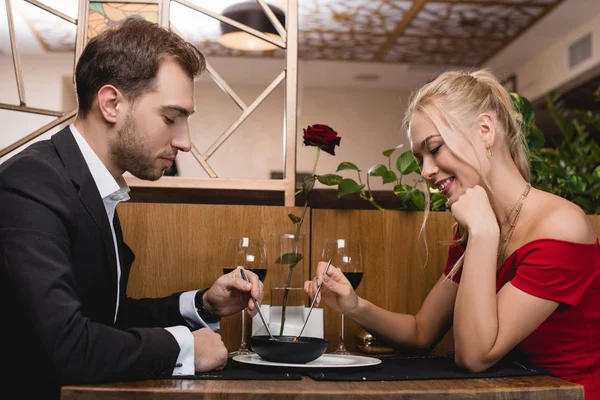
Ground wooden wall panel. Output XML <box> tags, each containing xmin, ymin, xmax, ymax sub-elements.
<box><xmin>311</xmin><ymin>213</ymin><xmax>600</xmax><ymax>355</ymax></box>
<box><xmin>117</xmin><ymin>201</ymin><xmax>600</xmax><ymax>357</ymax></box>
<box><xmin>310</xmin><ymin>209</ymin><xmax>456</xmax><ymax>355</ymax></box>
<box><xmin>117</xmin><ymin>203</ymin><xmax>310</xmax><ymax>353</ymax></box>
<box><xmin>590</xmin><ymin>215</ymin><xmax>600</xmax><ymax>238</ymax></box>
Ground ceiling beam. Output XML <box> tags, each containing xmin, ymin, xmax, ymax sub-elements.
<box><xmin>429</xmin><ymin>0</ymin><xmax>545</xmax><ymax>6</ymax></box>
<box><xmin>372</xmin><ymin>0</ymin><xmax>427</xmax><ymax>62</ymax></box>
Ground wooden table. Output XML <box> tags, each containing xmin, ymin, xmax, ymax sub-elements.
<box><xmin>61</xmin><ymin>374</ymin><xmax>583</xmax><ymax>399</ymax></box>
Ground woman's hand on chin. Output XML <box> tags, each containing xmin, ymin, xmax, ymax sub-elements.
<box><xmin>450</xmin><ymin>185</ymin><xmax>498</xmax><ymax>235</ymax></box>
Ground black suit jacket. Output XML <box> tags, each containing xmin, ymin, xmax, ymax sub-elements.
<box><xmin>0</xmin><ymin>127</ymin><xmax>192</xmax><ymax>398</ymax></box>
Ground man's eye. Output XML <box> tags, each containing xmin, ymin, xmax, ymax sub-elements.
<box><xmin>163</xmin><ymin>117</ymin><xmax>175</xmax><ymax>125</ymax></box>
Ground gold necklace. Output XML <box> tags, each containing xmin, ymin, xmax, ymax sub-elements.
<box><xmin>497</xmin><ymin>183</ymin><xmax>532</xmax><ymax>267</ymax></box>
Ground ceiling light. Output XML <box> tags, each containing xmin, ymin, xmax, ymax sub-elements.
<box><xmin>219</xmin><ymin>1</ymin><xmax>285</xmax><ymax>52</ymax></box>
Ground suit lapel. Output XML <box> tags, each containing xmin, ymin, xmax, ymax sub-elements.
<box><xmin>52</xmin><ymin>127</ymin><xmax>119</xmax><ymax>305</ymax></box>
<box><xmin>113</xmin><ymin>212</ymin><xmax>131</xmax><ymax>298</ymax></box>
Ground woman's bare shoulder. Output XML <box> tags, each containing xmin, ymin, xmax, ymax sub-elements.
<box><xmin>528</xmin><ymin>189</ymin><xmax>596</xmax><ymax>244</ymax></box>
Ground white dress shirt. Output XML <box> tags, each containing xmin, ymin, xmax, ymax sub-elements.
<box><xmin>69</xmin><ymin>124</ymin><xmax>219</xmax><ymax>376</ymax></box>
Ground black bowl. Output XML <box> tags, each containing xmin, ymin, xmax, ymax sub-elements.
<box><xmin>250</xmin><ymin>335</ymin><xmax>328</xmax><ymax>364</ymax></box>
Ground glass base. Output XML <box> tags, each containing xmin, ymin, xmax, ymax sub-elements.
<box><xmin>229</xmin><ymin>349</ymin><xmax>252</xmax><ymax>358</ymax></box>
<box><xmin>331</xmin><ymin>341</ymin><xmax>352</xmax><ymax>355</ymax></box>
<box><xmin>331</xmin><ymin>349</ymin><xmax>353</xmax><ymax>355</ymax></box>
<box><xmin>229</xmin><ymin>341</ymin><xmax>252</xmax><ymax>358</ymax></box>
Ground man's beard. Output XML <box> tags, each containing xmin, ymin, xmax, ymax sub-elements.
<box><xmin>111</xmin><ymin>112</ymin><xmax>165</xmax><ymax>181</ymax></box>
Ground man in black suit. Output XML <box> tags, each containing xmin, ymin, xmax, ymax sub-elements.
<box><xmin>0</xmin><ymin>18</ymin><xmax>263</xmax><ymax>398</ymax></box>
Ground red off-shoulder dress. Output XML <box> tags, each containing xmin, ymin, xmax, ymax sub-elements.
<box><xmin>445</xmin><ymin>237</ymin><xmax>600</xmax><ymax>399</ymax></box>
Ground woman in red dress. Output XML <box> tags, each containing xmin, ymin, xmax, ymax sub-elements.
<box><xmin>305</xmin><ymin>69</ymin><xmax>600</xmax><ymax>399</ymax></box>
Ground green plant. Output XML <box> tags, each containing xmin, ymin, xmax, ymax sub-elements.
<box><xmin>319</xmin><ymin>91</ymin><xmax>600</xmax><ymax>215</ymax></box>
<box><xmin>275</xmin><ymin>124</ymin><xmax>341</xmax><ymax>335</ymax></box>
<box><xmin>318</xmin><ymin>145</ymin><xmax>447</xmax><ymax>212</ymax></box>
<box><xmin>512</xmin><ymin>91</ymin><xmax>600</xmax><ymax>214</ymax></box>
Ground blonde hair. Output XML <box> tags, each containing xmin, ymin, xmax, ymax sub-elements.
<box><xmin>403</xmin><ymin>69</ymin><xmax>531</xmax><ymax>279</ymax></box>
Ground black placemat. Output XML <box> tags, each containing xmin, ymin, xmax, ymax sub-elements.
<box><xmin>306</xmin><ymin>354</ymin><xmax>551</xmax><ymax>381</ymax></box>
<box><xmin>175</xmin><ymin>357</ymin><xmax>302</xmax><ymax>380</ymax></box>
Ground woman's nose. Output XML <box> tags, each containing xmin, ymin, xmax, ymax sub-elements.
<box><xmin>420</xmin><ymin>158</ymin><xmax>439</xmax><ymax>180</ymax></box>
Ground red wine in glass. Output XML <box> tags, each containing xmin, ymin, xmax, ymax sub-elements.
<box><xmin>321</xmin><ymin>238</ymin><xmax>363</xmax><ymax>355</ymax></box>
<box><xmin>344</xmin><ymin>271</ymin><xmax>363</xmax><ymax>290</ymax></box>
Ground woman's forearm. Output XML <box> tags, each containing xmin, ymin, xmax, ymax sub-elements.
<box><xmin>347</xmin><ymin>277</ymin><xmax>457</xmax><ymax>351</ymax></box>
<box><xmin>453</xmin><ymin>229</ymin><xmax>500</xmax><ymax>371</ymax></box>
<box><xmin>347</xmin><ymin>297</ymin><xmax>425</xmax><ymax>348</ymax></box>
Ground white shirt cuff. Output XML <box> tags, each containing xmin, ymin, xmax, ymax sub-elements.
<box><xmin>180</xmin><ymin>290</ymin><xmax>220</xmax><ymax>331</ymax></box>
<box><xmin>164</xmin><ymin>325</ymin><xmax>194</xmax><ymax>376</ymax></box>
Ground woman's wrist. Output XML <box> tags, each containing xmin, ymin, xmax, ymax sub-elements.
<box><xmin>468</xmin><ymin>223</ymin><xmax>500</xmax><ymax>240</ymax></box>
<box><xmin>346</xmin><ymin>296</ymin><xmax>366</xmax><ymax>321</ymax></box>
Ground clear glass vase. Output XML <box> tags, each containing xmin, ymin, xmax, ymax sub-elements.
<box><xmin>268</xmin><ymin>233</ymin><xmax>308</xmax><ymax>336</ymax></box>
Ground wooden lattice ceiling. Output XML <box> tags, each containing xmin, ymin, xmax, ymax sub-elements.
<box><xmin>191</xmin><ymin>0</ymin><xmax>566</xmax><ymax>66</ymax></box>
<box><xmin>14</xmin><ymin>0</ymin><xmax>566</xmax><ymax>66</ymax></box>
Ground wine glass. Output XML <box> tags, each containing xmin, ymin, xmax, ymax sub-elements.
<box><xmin>321</xmin><ymin>238</ymin><xmax>363</xmax><ymax>355</ymax></box>
<box><xmin>224</xmin><ymin>236</ymin><xmax>268</xmax><ymax>357</ymax></box>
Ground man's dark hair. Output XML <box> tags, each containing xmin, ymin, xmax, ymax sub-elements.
<box><xmin>75</xmin><ymin>18</ymin><xmax>206</xmax><ymax>118</ymax></box>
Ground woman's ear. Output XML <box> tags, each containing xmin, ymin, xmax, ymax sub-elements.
<box><xmin>477</xmin><ymin>112</ymin><xmax>496</xmax><ymax>151</ymax></box>
<box><xmin>96</xmin><ymin>85</ymin><xmax>122</xmax><ymax>124</ymax></box>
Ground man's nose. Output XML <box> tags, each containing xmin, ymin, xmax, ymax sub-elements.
<box><xmin>173</xmin><ymin>124</ymin><xmax>192</xmax><ymax>152</ymax></box>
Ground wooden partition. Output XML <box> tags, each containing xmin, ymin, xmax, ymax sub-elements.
<box><xmin>311</xmin><ymin>209</ymin><xmax>456</xmax><ymax>354</ymax></box>
<box><xmin>118</xmin><ymin>202</ymin><xmax>600</xmax><ymax>356</ymax></box>
<box><xmin>117</xmin><ymin>203</ymin><xmax>310</xmax><ymax>352</ymax></box>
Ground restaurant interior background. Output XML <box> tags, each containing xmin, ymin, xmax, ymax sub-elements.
<box><xmin>2</xmin><ymin>0</ymin><xmax>600</xmax><ymax>357</ymax></box>
<box><xmin>2</xmin><ymin>0</ymin><xmax>600</xmax><ymax>193</ymax></box>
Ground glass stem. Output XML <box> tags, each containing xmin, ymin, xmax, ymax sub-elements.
<box><xmin>337</xmin><ymin>313</ymin><xmax>346</xmax><ymax>352</ymax></box>
<box><xmin>239</xmin><ymin>310</ymin><xmax>248</xmax><ymax>351</ymax></box>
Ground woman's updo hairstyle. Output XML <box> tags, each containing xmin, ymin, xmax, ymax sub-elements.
<box><xmin>403</xmin><ymin>69</ymin><xmax>530</xmax><ymax>277</ymax></box>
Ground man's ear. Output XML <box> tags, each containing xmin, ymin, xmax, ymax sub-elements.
<box><xmin>477</xmin><ymin>112</ymin><xmax>496</xmax><ymax>150</ymax></box>
<box><xmin>96</xmin><ymin>85</ymin><xmax>122</xmax><ymax>124</ymax></box>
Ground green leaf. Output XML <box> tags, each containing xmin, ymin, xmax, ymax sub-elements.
<box><xmin>302</xmin><ymin>175</ymin><xmax>316</xmax><ymax>196</ymax></box>
<box><xmin>338</xmin><ymin>178</ymin><xmax>365</xmax><ymax>197</ymax></box>
<box><xmin>275</xmin><ymin>252</ymin><xmax>303</xmax><ymax>265</ymax></box>
<box><xmin>393</xmin><ymin>184</ymin><xmax>423</xmax><ymax>210</ymax></box>
<box><xmin>517</xmin><ymin>93</ymin><xmax>535</xmax><ymax>129</ymax></box>
<box><xmin>382</xmin><ymin>148</ymin><xmax>397</xmax><ymax>158</ymax></box>
<box><xmin>397</xmin><ymin>151</ymin><xmax>419</xmax><ymax>175</ymax></box>
<box><xmin>368</xmin><ymin>164</ymin><xmax>388</xmax><ymax>177</ymax></box>
<box><xmin>393</xmin><ymin>183</ymin><xmax>413</xmax><ymax>197</ymax></box>
<box><xmin>430</xmin><ymin>192</ymin><xmax>448</xmax><ymax>211</ymax></box>
<box><xmin>409</xmin><ymin>190</ymin><xmax>426</xmax><ymax>211</ymax></box>
<box><xmin>288</xmin><ymin>213</ymin><xmax>301</xmax><ymax>224</ymax></box>
<box><xmin>317</xmin><ymin>174</ymin><xmax>343</xmax><ymax>186</ymax></box>
<box><xmin>336</xmin><ymin>162</ymin><xmax>360</xmax><ymax>172</ymax></box>
<box><xmin>382</xmin><ymin>170</ymin><xmax>398</xmax><ymax>184</ymax></box>
<box><xmin>584</xmin><ymin>181</ymin><xmax>600</xmax><ymax>196</ymax></box>
<box><xmin>529</xmin><ymin>127</ymin><xmax>545</xmax><ymax>149</ymax></box>
<box><xmin>383</xmin><ymin>144</ymin><xmax>403</xmax><ymax>158</ymax></box>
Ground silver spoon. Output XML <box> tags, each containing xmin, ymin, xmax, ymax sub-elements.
<box><xmin>238</xmin><ymin>267</ymin><xmax>277</xmax><ymax>341</ymax></box>
<box><xmin>292</xmin><ymin>259</ymin><xmax>332</xmax><ymax>342</ymax></box>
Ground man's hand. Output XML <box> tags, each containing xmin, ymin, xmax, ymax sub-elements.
<box><xmin>202</xmin><ymin>268</ymin><xmax>264</xmax><ymax>318</ymax></box>
<box><xmin>193</xmin><ymin>328</ymin><xmax>228</xmax><ymax>372</ymax></box>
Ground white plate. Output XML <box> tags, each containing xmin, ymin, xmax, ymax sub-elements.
<box><xmin>233</xmin><ymin>353</ymin><xmax>382</xmax><ymax>368</ymax></box>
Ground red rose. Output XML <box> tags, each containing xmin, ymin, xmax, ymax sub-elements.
<box><xmin>303</xmin><ymin>124</ymin><xmax>341</xmax><ymax>156</ymax></box>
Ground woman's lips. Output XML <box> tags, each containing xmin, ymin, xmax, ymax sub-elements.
<box><xmin>439</xmin><ymin>177</ymin><xmax>454</xmax><ymax>196</ymax></box>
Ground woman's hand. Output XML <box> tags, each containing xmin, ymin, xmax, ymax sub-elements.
<box><xmin>450</xmin><ymin>185</ymin><xmax>498</xmax><ymax>236</ymax></box>
<box><xmin>303</xmin><ymin>260</ymin><xmax>359</xmax><ymax>316</ymax></box>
